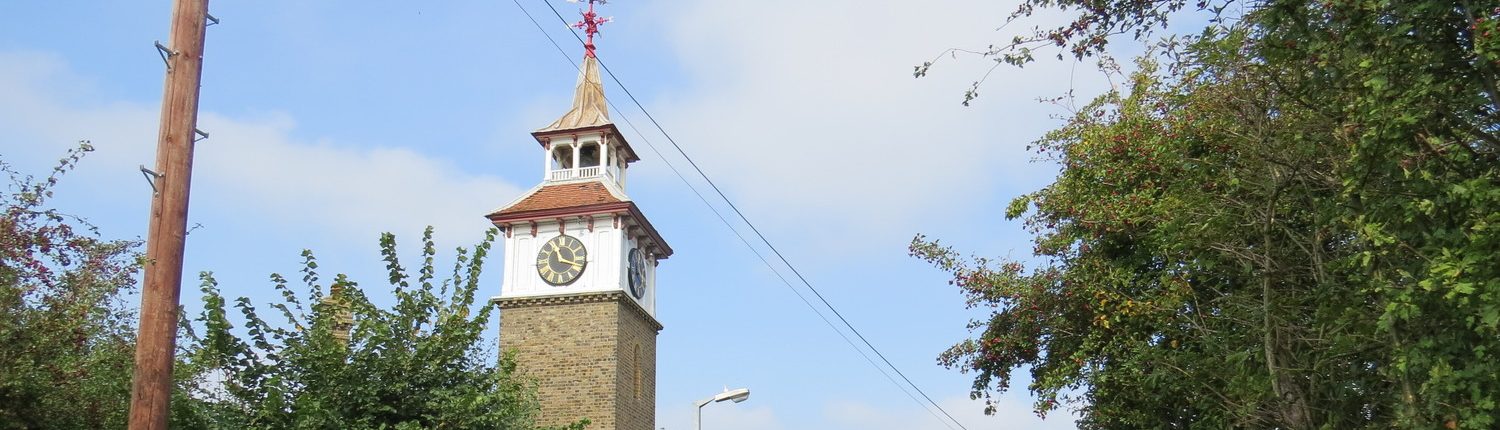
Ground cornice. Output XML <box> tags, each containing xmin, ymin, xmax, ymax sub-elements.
<box><xmin>531</xmin><ymin>123</ymin><xmax>640</xmax><ymax>163</ymax></box>
<box><xmin>486</xmin><ymin>201</ymin><xmax>633</xmax><ymax>224</ymax></box>
<box><xmin>488</xmin><ymin>201</ymin><xmax>674</xmax><ymax>259</ymax></box>
<box><xmin>492</xmin><ymin>291</ymin><xmax>663</xmax><ymax>331</ymax></box>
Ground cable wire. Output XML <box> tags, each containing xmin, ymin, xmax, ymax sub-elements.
<box><xmin>515</xmin><ymin>1</ymin><xmax>971</xmax><ymax>429</ymax></box>
<box><xmin>504</xmin><ymin>4</ymin><xmax>947</xmax><ymax>423</ymax></box>
<box><xmin>535</xmin><ymin>3</ymin><xmax>972</xmax><ymax>429</ymax></box>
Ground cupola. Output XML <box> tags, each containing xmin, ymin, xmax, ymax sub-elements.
<box><xmin>531</xmin><ymin>53</ymin><xmax>640</xmax><ymax>189</ymax></box>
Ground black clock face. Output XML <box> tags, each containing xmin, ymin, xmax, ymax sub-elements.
<box><xmin>627</xmin><ymin>248</ymin><xmax>646</xmax><ymax>299</ymax></box>
<box><xmin>536</xmin><ymin>235</ymin><xmax>587</xmax><ymax>286</ymax></box>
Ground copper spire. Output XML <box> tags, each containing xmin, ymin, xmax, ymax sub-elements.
<box><xmin>538</xmin><ymin>0</ymin><xmax>613</xmax><ymax>132</ymax></box>
<box><xmin>538</xmin><ymin>55</ymin><xmax>611</xmax><ymax>132</ymax></box>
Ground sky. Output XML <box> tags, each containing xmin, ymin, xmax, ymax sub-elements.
<box><xmin>0</xmin><ymin>1</ymin><xmax>1128</xmax><ymax>429</ymax></box>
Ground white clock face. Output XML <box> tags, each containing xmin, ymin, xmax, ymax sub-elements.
<box><xmin>536</xmin><ymin>235</ymin><xmax>587</xmax><ymax>286</ymax></box>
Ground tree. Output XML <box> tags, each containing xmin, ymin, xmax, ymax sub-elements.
<box><xmin>0</xmin><ymin>143</ymin><xmax>143</xmax><ymax>429</ymax></box>
<box><xmin>913</xmin><ymin>0</ymin><xmax>1500</xmax><ymax>428</ymax></box>
<box><xmin>180</xmin><ymin>227</ymin><xmax>579</xmax><ymax>430</ymax></box>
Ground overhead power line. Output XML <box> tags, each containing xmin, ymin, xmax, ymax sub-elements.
<box><xmin>510</xmin><ymin>1</ymin><xmax>972</xmax><ymax>429</ymax></box>
<box><xmin>507</xmin><ymin>3</ymin><xmax>951</xmax><ymax>426</ymax></box>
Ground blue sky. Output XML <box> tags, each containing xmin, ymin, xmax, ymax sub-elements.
<box><xmin>1</xmin><ymin>1</ymin><xmax>1125</xmax><ymax>428</ymax></box>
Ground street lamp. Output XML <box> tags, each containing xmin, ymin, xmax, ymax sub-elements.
<box><xmin>694</xmin><ymin>387</ymin><xmax>750</xmax><ymax>430</ymax></box>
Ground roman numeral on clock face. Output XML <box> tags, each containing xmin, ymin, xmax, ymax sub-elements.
<box><xmin>536</xmin><ymin>235</ymin><xmax>587</xmax><ymax>286</ymax></box>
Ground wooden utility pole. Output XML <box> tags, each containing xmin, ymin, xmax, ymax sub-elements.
<box><xmin>128</xmin><ymin>0</ymin><xmax>210</xmax><ymax>428</ymax></box>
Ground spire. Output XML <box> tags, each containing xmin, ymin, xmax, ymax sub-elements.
<box><xmin>538</xmin><ymin>56</ymin><xmax>612</xmax><ymax>132</ymax></box>
<box><xmin>538</xmin><ymin>0</ymin><xmax>613</xmax><ymax>133</ymax></box>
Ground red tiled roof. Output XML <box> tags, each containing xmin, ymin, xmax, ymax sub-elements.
<box><xmin>485</xmin><ymin>182</ymin><xmax>674</xmax><ymax>258</ymax></box>
<box><xmin>491</xmin><ymin>182</ymin><xmax>621</xmax><ymax>215</ymax></box>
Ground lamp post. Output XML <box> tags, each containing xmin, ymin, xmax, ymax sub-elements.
<box><xmin>694</xmin><ymin>387</ymin><xmax>750</xmax><ymax>430</ymax></box>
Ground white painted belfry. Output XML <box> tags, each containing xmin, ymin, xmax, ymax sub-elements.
<box><xmin>540</xmin><ymin>131</ymin><xmax>629</xmax><ymax>187</ymax></box>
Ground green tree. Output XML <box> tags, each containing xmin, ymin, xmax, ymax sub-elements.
<box><xmin>181</xmin><ymin>227</ymin><xmax>578</xmax><ymax>430</ymax></box>
<box><xmin>914</xmin><ymin>0</ymin><xmax>1500</xmax><ymax>428</ymax></box>
<box><xmin>0</xmin><ymin>143</ymin><xmax>143</xmax><ymax>429</ymax></box>
<box><xmin>1262</xmin><ymin>2</ymin><xmax>1500</xmax><ymax>427</ymax></box>
<box><xmin>0</xmin><ymin>147</ymin><xmax>567</xmax><ymax>429</ymax></box>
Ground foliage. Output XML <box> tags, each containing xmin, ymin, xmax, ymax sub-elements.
<box><xmin>0</xmin><ymin>143</ymin><xmax>143</xmax><ymax>429</ymax></box>
<box><xmin>181</xmin><ymin>227</ymin><xmax>579</xmax><ymax>430</ymax></box>
<box><xmin>914</xmin><ymin>0</ymin><xmax>1204</xmax><ymax>105</ymax></box>
<box><xmin>1264</xmin><ymin>1</ymin><xmax>1500</xmax><ymax>428</ymax></box>
<box><xmin>914</xmin><ymin>0</ymin><xmax>1500</xmax><ymax>428</ymax></box>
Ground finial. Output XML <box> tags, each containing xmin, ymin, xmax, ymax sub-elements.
<box><xmin>569</xmin><ymin>0</ymin><xmax>611</xmax><ymax>58</ymax></box>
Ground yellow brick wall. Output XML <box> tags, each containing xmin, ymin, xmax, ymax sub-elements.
<box><xmin>498</xmin><ymin>291</ymin><xmax>661</xmax><ymax>430</ymax></box>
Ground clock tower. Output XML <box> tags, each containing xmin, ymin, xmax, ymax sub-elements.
<box><xmin>486</xmin><ymin>2</ymin><xmax>669</xmax><ymax>429</ymax></box>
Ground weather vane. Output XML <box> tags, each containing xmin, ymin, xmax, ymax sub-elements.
<box><xmin>567</xmin><ymin>0</ymin><xmax>612</xmax><ymax>58</ymax></box>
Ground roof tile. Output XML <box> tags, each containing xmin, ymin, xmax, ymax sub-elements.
<box><xmin>493</xmin><ymin>182</ymin><xmax>621</xmax><ymax>215</ymax></box>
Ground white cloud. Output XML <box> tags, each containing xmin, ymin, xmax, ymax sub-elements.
<box><xmin>0</xmin><ymin>49</ymin><xmax>523</xmax><ymax>247</ymax></box>
<box><xmin>639</xmin><ymin>0</ymin><xmax>1107</xmax><ymax>239</ymax></box>
<box><xmin>192</xmin><ymin>112</ymin><xmax>521</xmax><ymax>245</ymax></box>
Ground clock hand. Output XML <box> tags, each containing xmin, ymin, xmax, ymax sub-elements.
<box><xmin>553</xmin><ymin>246</ymin><xmax>585</xmax><ymax>266</ymax></box>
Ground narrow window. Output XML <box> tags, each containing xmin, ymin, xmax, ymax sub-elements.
<box><xmin>551</xmin><ymin>145</ymin><xmax>574</xmax><ymax>169</ymax></box>
<box><xmin>633</xmin><ymin>343</ymin><xmax>643</xmax><ymax>400</ymax></box>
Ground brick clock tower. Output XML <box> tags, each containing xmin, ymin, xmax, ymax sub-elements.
<box><xmin>486</xmin><ymin>2</ymin><xmax>669</xmax><ymax>429</ymax></box>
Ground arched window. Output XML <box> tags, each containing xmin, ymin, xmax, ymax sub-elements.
<box><xmin>550</xmin><ymin>144</ymin><xmax>574</xmax><ymax>170</ymax></box>
<box><xmin>579</xmin><ymin>142</ymin><xmax>601</xmax><ymax>168</ymax></box>
<box><xmin>633</xmin><ymin>343</ymin><xmax>643</xmax><ymax>400</ymax></box>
